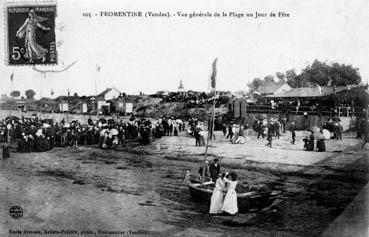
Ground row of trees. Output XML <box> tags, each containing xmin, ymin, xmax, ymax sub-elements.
<box><xmin>9</xmin><ymin>89</ymin><xmax>36</xmax><ymax>100</ymax></box>
<box><xmin>7</xmin><ymin>90</ymin><xmax>107</xmax><ymax>100</ymax></box>
<box><xmin>248</xmin><ymin>60</ymin><xmax>362</xmax><ymax>91</ymax></box>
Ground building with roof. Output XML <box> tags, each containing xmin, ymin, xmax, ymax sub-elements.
<box><xmin>267</xmin><ymin>85</ymin><xmax>361</xmax><ymax>98</ymax></box>
<box><xmin>256</xmin><ymin>81</ymin><xmax>291</xmax><ymax>96</ymax></box>
<box><xmin>228</xmin><ymin>84</ymin><xmax>367</xmax><ymax>131</ymax></box>
<box><xmin>96</xmin><ymin>87</ymin><xmax>122</xmax><ymax>101</ymax></box>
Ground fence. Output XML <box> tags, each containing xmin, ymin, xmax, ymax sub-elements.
<box><xmin>244</xmin><ymin>105</ymin><xmax>364</xmax><ymax>117</ymax></box>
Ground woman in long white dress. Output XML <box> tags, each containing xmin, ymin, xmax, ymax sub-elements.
<box><xmin>16</xmin><ymin>8</ymin><xmax>50</xmax><ymax>63</ymax></box>
<box><xmin>209</xmin><ymin>173</ymin><xmax>227</xmax><ymax>214</ymax></box>
<box><xmin>222</xmin><ymin>172</ymin><xmax>238</xmax><ymax>215</ymax></box>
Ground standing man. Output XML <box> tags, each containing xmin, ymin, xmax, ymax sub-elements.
<box><xmin>222</xmin><ymin>123</ymin><xmax>227</xmax><ymax>137</ymax></box>
<box><xmin>265</xmin><ymin>126</ymin><xmax>273</xmax><ymax>148</ymax></box>
<box><xmin>2</xmin><ymin>143</ymin><xmax>10</xmax><ymax>159</ymax></box>
<box><xmin>290</xmin><ymin>122</ymin><xmax>296</xmax><ymax>145</ymax></box>
<box><xmin>274</xmin><ymin>120</ymin><xmax>281</xmax><ymax>139</ymax></box>
<box><xmin>209</xmin><ymin>159</ymin><xmax>221</xmax><ymax>182</ymax></box>
<box><xmin>302</xmin><ymin>112</ymin><xmax>309</xmax><ymax>130</ymax></box>
<box><xmin>362</xmin><ymin>120</ymin><xmax>369</xmax><ymax>148</ymax></box>
<box><xmin>256</xmin><ymin>119</ymin><xmax>263</xmax><ymax>139</ymax></box>
<box><xmin>356</xmin><ymin>117</ymin><xmax>362</xmax><ymax>139</ymax></box>
<box><xmin>226</xmin><ymin>124</ymin><xmax>234</xmax><ymax>140</ymax></box>
<box><xmin>337</xmin><ymin>122</ymin><xmax>343</xmax><ymax>141</ymax></box>
<box><xmin>281</xmin><ymin>115</ymin><xmax>287</xmax><ymax>133</ymax></box>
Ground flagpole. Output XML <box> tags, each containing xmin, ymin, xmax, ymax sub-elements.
<box><xmin>201</xmin><ymin>57</ymin><xmax>218</xmax><ymax>185</ymax></box>
<box><xmin>95</xmin><ymin>65</ymin><xmax>97</xmax><ymax>117</ymax></box>
<box><xmin>67</xmin><ymin>88</ymin><xmax>70</xmax><ymax>122</ymax></box>
<box><xmin>95</xmin><ymin>64</ymin><xmax>99</xmax><ymax>118</ymax></box>
<box><xmin>95</xmin><ymin>64</ymin><xmax>98</xmax><ymax>97</ymax></box>
<box><xmin>10</xmin><ymin>71</ymin><xmax>14</xmax><ymax>117</ymax></box>
<box><xmin>40</xmin><ymin>73</ymin><xmax>43</xmax><ymax>98</ymax></box>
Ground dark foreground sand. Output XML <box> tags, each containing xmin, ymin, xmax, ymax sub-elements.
<box><xmin>0</xmin><ymin>131</ymin><xmax>368</xmax><ymax>236</ymax></box>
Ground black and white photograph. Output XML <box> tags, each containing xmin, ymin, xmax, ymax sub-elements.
<box><xmin>0</xmin><ymin>0</ymin><xmax>368</xmax><ymax>236</ymax></box>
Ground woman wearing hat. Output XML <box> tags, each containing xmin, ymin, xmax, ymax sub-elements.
<box><xmin>222</xmin><ymin>172</ymin><xmax>238</xmax><ymax>215</ymax></box>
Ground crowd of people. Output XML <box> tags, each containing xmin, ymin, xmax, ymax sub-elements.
<box><xmin>2</xmin><ymin>111</ymin><xmax>369</xmax><ymax>219</ymax></box>
<box><xmin>0</xmin><ymin>115</ymin><xmax>186</xmax><ymax>156</ymax></box>
<box><xmin>218</xmin><ymin>115</ymin><xmax>369</xmax><ymax>151</ymax></box>
<box><xmin>188</xmin><ymin>118</ymin><xmax>206</xmax><ymax>146</ymax></box>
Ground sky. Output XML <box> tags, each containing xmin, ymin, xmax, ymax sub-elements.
<box><xmin>1</xmin><ymin>0</ymin><xmax>369</xmax><ymax>98</ymax></box>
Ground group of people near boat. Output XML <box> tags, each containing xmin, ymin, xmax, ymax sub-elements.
<box><xmin>209</xmin><ymin>171</ymin><xmax>239</xmax><ymax>215</ymax></box>
<box><xmin>197</xmin><ymin>159</ymin><xmax>239</xmax><ymax>215</ymax></box>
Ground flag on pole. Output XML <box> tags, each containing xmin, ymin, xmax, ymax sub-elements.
<box><xmin>210</xmin><ymin>58</ymin><xmax>217</xmax><ymax>91</ymax></box>
<box><xmin>67</xmin><ymin>88</ymin><xmax>70</xmax><ymax>97</ymax></box>
<box><xmin>96</xmin><ymin>64</ymin><xmax>100</xmax><ymax>72</ymax></box>
<box><xmin>50</xmin><ymin>89</ymin><xmax>54</xmax><ymax>96</ymax></box>
<box><xmin>10</xmin><ymin>72</ymin><xmax>14</xmax><ymax>82</ymax></box>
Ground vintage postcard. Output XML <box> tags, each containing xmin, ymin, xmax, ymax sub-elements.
<box><xmin>0</xmin><ymin>0</ymin><xmax>368</xmax><ymax>236</ymax></box>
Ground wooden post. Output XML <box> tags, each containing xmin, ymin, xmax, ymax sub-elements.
<box><xmin>67</xmin><ymin>89</ymin><xmax>70</xmax><ymax>122</ymax></box>
<box><xmin>201</xmin><ymin>92</ymin><xmax>217</xmax><ymax>184</ymax></box>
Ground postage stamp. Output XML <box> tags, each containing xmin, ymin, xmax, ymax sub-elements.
<box><xmin>5</xmin><ymin>1</ymin><xmax>57</xmax><ymax>66</ymax></box>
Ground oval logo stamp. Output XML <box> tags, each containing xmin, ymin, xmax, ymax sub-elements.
<box><xmin>9</xmin><ymin>206</ymin><xmax>23</xmax><ymax>219</ymax></box>
<box><xmin>5</xmin><ymin>1</ymin><xmax>57</xmax><ymax>66</ymax></box>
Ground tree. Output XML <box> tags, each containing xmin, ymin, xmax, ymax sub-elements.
<box><xmin>25</xmin><ymin>89</ymin><xmax>36</xmax><ymax>100</ymax></box>
<box><xmin>247</xmin><ymin>77</ymin><xmax>263</xmax><ymax>92</ymax></box>
<box><xmin>276</xmin><ymin>72</ymin><xmax>286</xmax><ymax>82</ymax></box>
<box><xmin>10</xmin><ymin>90</ymin><xmax>20</xmax><ymax>98</ymax></box>
<box><xmin>73</xmin><ymin>92</ymin><xmax>79</xmax><ymax>97</ymax></box>
<box><xmin>285</xmin><ymin>69</ymin><xmax>298</xmax><ymax>87</ymax></box>
<box><xmin>330</xmin><ymin>63</ymin><xmax>361</xmax><ymax>86</ymax></box>
<box><xmin>291</xmin><ymin>60</ymin><xmax>361</xmax><ymax>87</ymax></box>
<box><xmin>264</xmin><ymin>75</ymin><xmax>275</xmax><ymax>83</ymax></box>
<box><xmin>300</xmin><ymin>60</ymin><xmax>331</xmax><ymax>86</ymax></box>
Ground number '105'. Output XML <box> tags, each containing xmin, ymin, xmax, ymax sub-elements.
<box><xmin>12</xmin><ymin>47</ymin><xmax>24</xmax><ymax>60</ymax></box>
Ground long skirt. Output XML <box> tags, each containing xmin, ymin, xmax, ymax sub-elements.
<box><xmin>2</xmin><ymin>146</ymin><xmax>10</xmax><ymax>158</ymax></box>
<box><xmin>317</xmin><ymin>140</ymin><xmax>326</xmax><ymax>152</ymax></box>
<box><xmin>199</xmin><ymin>135</ymin><xmax>205</xmax><ymax>146</ymax></box>
<box><xmin>209</xmin><ymin>188</ymin><xmax>224</xmax><ymax>214</ymax></box>
<box><xmin>235</xmin><ymin>136</ymin><xmax>245</xmax><ymax>144</ymax></box>
<box><xmin>307</xmin><ymin>141</ymin><xmax>314</xmax><ymax>151</ymax></box>
<box><xmin>222</xmin><ymin>190</ymin><xmax>238</xmax><ymax>214</ymax></box>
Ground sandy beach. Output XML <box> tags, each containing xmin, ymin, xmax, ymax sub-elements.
<box><xmin>0</xmin><ymin>130</ymin><xmax>368</xmax><ymax>236</ymax></box>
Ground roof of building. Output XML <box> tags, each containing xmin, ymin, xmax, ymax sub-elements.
<box><xmin>97</xmin><ymin>87</ymin><xmax>122</xmax><ymax>97</ymax></box>
<box><xmin>257</xmin><ymin>81</ymin><xmax>288</xmax><ymax>95</ymax></box>
<box><xmin>267</xmin><ymin>85</ymin><xmax>362</xmax><ymax>98</ymax></box>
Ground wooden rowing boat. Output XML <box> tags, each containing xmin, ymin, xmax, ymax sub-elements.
<box><xmin>188</xmin><ymin>180</ymin><xmax>281</xmax><ymax>213</ymax></box>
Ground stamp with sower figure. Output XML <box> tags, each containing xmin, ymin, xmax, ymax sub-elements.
<box><xmin>5</xmin><ymin>1</ymin><xmax>57</xmax><ymax>66</ymax></box>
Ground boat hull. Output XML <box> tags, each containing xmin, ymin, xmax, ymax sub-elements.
<box><xmin>188</xmin><ymin>182</ymin><xmax>280</xmax><ymax>213</ymax></box>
